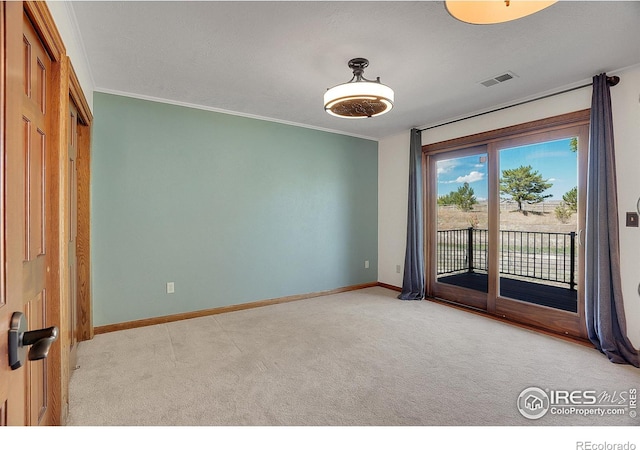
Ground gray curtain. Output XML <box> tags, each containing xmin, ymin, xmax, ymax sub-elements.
<box><xmin>399</xmin><ymin>128</ymin><xmax>425</xmax><ymax>300</ymax></box>
<box><xmin>585</xmin><ymin>73</ymin><xmax>640</xmax><ymax>367</ymax></box>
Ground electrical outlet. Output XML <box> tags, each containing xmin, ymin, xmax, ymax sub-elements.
<box><xmin>166</xmin><ymin>282</ymin><xmax>175</xmax><ymax>294</ymax></box>
<box><xmin>364</xmin><ymin>260</ymin><xmax>370</xmax><ymax>269</ymax></box>
<box><xmin>396</xmin><ymin>264</ymin><xmax>401</xmax><ymax>274</ymax></box>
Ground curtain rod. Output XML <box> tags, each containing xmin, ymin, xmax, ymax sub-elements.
<box><xmin>419</xmin><ymin>75</ymin><xmax>620</xmax><ymax>132</ymax></box>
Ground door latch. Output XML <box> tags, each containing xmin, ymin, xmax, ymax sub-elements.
<box><xmin>8</xmin><ymin>312</ymin><xmax>59</xmax><ymax>370</ymax></box>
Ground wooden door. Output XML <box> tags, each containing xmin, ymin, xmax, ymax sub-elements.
<box><xmin>68</xmin><ymin>100</ymin><xmax>79</xmax><ymax>372</ymax></box>
<box><xmin>0</xmin><ymin>1</ymin><xmax>12</xmax><ymax>425</ymax></box>
<box><xmin>0</xmin><ymin>3</ymin><xmax>55</xmax><ymax>425</ymax></box>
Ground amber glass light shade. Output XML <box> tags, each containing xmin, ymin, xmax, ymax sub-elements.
<box><xmin>446</xmin><ymin>1</ymin><xmax>557</xmax><ymax>25</ymax></box>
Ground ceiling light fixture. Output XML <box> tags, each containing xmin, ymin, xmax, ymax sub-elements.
<box><xmin>324</xmin><ymin>58</ymin><xmax>394</xmax><ymax>119</ymax></box>
<box><xmin>445</xmin><ymin>0</ymin><xmax>557</xmax><ymax>25</ymax></box>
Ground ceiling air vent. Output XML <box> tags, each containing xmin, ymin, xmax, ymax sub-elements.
<box><xmin>480</xmin><ymin>71</ymin><xmax>518</xmax><ymax>87</ymax></box>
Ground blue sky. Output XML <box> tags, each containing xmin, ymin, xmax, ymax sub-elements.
<box><xmin>437</xmin><ymin>137</ymin><xmax>578</xmax><ymax>202</ymax></box>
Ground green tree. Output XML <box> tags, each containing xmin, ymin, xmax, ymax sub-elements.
<box><xmin>452</xmin><ymin>182</ymin><xmax>477</xmax><ymax>211</ymax></box>
<box><xmin>555</xmin><ymin>203</ymin><xmax>572</xmax><ymax>224</ymax></box>
<box><xmin>438</xmin><ymin>182</ymin><xmax>477</xmax><ymax>211</ymax></box>
<box><xmin>437</xmin><ymin>192</ymin><xmax>455</xmax><ymax>206</ymax></box>
<box><xmin>499</xmin><ymin>165</ymin><xmax>553</xmax><ymax>211</ymax></box>
<box><xmin>569</xmin><ymin>137</ymin><xmax>578</xmax><ymax>153</ymax></box>
<box><xmin>562</xmin><ymin>186</ymin><xmax>578</xmax><ymax>212</ymax></box>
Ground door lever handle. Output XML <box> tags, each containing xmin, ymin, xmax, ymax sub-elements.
<box><xmin>8</xmin><ymin>312</ymin><xmax>59</xmax><ymax>370</ymax></box>
<box><xmin>23</xmin><ymin>326</ymin><xmax>58</xmax><ymax>361</ymax></box>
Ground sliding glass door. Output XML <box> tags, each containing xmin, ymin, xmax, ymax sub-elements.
<box><xmin>497</xmin><ymin>139</ymin><xmax>578</xmax><ymax>313</ymax></box>
<box><xmin>492</xmin><ymin>126</ymin><xmax>588</xmax><ymax>337</ymax></box>
<box><xmin>429</xmin><ymin>146</ymin><xmax>489</xmax><ymax>311</ymax></box>
<box><xmin>425</xmin><ymin>112</ymin><xmax>590</xmax><ymax>339</ymax></box>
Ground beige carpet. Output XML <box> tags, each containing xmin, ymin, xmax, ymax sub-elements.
<box><xmin>66</xmin><ymin>287</ymin><xmax>639</xmax><ymax>426</ymax></box>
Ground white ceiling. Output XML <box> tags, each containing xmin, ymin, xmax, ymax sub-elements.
<box><xmin>70</xmin><ymin>1</ymin><xmax>640</xmax><ymax>140</ymax></box>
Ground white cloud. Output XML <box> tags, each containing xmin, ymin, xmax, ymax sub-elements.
<box><xmin>455</xmin><ymin>171</ymin><xmax>485</xmax><ymax>183</ymax></box>
<box><xmin>437</xmin><ymin>159</ymin><xmax>458</xmax><ymax>175</ymax></box>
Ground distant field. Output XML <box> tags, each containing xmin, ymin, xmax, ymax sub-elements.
<box><xmin>437</xmin><ymin>201</ymin><xmax>577</xmax><ymax>233</ymax></box>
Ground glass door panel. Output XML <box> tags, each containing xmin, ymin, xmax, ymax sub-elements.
<box><xmin>497</xmin><ymin>138</ymin><xmax>579</xmax><ymax>312</ymax></box>
<box><xmin>433</xmin><ymin>150</ymin><xmax>489</xmax><ymax>308</ymax></box>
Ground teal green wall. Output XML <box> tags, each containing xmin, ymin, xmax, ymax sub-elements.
<box><xmin>91</xmin><ymin>93</ymin><xmax>378</xmax><ymax>326</ymax></box>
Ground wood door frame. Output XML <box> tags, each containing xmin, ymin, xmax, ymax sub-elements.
<box><xmin>423</xmin><ymin>109</ymin><xmax>591</xmax><ymax>341</ymax></box>
<box><xmin>67</xmin><ymin>61</ymin><xmax>93</xmax><ymax>395</ymax></box>
<box><xmin>2</xmin><ymin>1</ymin><xmax>92</xmax><ymax>425</ymax></box>
<box><xmin>69</xmin><ymin>61</ymin><xmax>93</xmax><ymax>345</ymax></box>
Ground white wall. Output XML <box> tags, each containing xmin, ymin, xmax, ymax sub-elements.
<box><xmin>378</xmin><ymin>64</ymin><xmax>640</xmax><ymax>347</ymax></box>
<box><xmin>47</xmin><ymin>1</ymin><xmax>94</xmax><ymax>110</ymax></box>
<box><xmin>378</xmin><ymin>131</ymin><xmax>410</xmax><ymax>287</ymax></box>
<box><xmin>611</xmin><ymin>65</ymin><xmax>640</xmax><ymax>348</ymax></box>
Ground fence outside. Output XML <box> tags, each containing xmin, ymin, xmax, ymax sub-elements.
<box><xmin>436</xmin><ymin>227</ymin><xmax>576</xmax><ymax>290</ymax></box>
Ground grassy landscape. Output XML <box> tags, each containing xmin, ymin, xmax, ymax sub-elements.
<box><xmin>437</xmin><ymin>201</ymin><xmax>577</xmax><ymax>233</ymax></box>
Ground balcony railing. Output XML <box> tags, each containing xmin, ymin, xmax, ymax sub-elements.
<box><xmin>437</xmin><ymin>228</ymin><xmax>576</xmax><ymax>290</ymax></box>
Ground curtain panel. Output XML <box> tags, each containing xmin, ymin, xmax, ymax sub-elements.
<box><xmin>585</xmin><ymin>73</ymin><xmax>639</xmax><ymax>367</ymax></box>
<box><xmin>399</xmin><ymin>128</ymin><xmax>425</xmax><ymax>300</ymax></box>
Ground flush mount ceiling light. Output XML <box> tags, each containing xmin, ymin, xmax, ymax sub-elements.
<box><xmin>324</xmin><ymin>58</ymin><xmax>394</xmax><ymax>119</ymax></box>
<box><xmin>446</xmin><ymin>0</ymin><xmax>557</xmax><ymax>25</ymax></box>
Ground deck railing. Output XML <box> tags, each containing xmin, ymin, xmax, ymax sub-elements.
<box><xmin>436</xmin><ymin>228</ymin><xmax>576</xmax><ymax>290</ymax></box>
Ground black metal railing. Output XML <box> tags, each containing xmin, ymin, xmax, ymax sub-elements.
<box><xmin>436</xmin><ymin>228</ymin><xmax>576</xmax><ymax>290</ymax></box>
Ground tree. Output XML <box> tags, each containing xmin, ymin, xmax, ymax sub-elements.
<box><xmin>437</xmin><ymin>192</ymin><xmax>455</xmax><ymax>206</ymax></box>
<box><xmin>555</xmin><ymin>186</ymin><xmax>578</xmax><ymax>224</ymax></box>
<box><xmin>452</xmin><ymin>182</ymin><xmax>477</xmax><ymax>211</ymax></box>
<box><xmin>555</xmin><ymin>203</ymin><xmax>572</xmax><ymax>224</ymax></box>
<box><xmin>499</xmin><ymin>165</ymin><xmax>553</xmax><ymax>211</ymax></box>
<box><xmin>562</xmin><ymin>186</ymin><xmax>578</xmax><ymax>213</ymax></box>
<box><xmin>569</xmin><ymin>137</ymin><xmax>578</xmax><ymax>153</ymax></box>
<box><xmin>438</xmin><ymin>182</ymin><xmax>477</xmax><ymax>211</ymax></box>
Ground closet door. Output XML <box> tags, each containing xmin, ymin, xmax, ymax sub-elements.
<box><xmin>1</xmin><ymin>4</ymin><xmax>56</xmax><ymax>425</ymax></box>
